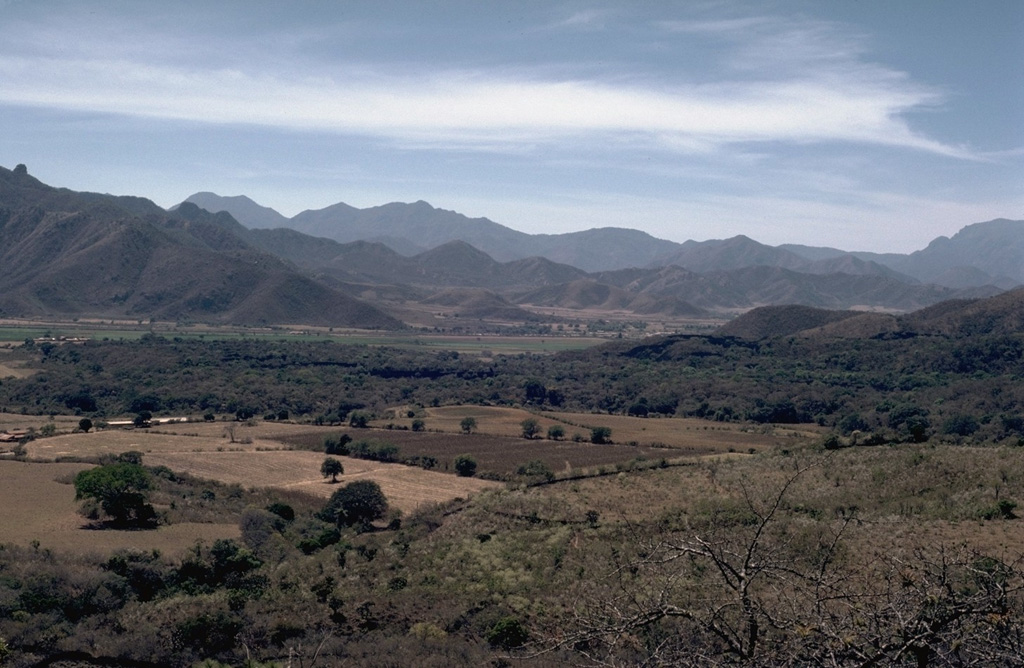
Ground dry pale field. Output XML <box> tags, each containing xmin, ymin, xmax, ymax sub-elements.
<box><xmin>20</xmin><ymin>422</ymin><xmax>500</xmax><ymax>515</ymax></box>
<box><xmin>0</xmin><ymin>459</ymin><xmax>238</xmax><ymax>554</ymax></box>
<box><xmin>142</xmin><ymin>450</ymin><xmax>500</xmax><ymax>514</ymax></box>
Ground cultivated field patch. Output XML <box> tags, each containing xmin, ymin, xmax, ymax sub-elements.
<box><xmin>18</xmin><ymin>424</ymin><xmax>501</xmax><ymax>515</ymax></box>
<box><xmin>143</xmin><ymin>449</ymin><xmax>500</xmax><ymax>514</ymax></box>
<box><xmin>377</xmin><ymin>405</ymin><xmax>819</xmax><ymax>452</ymax></box>
<box><xmin>278</xmin><ymin>428</ymin><xmax>708</xmax><ymax>477</ymax></box>
<box><xmin>0</xmin><ymin>460</ymin><xmax>238</xmax><ymax>554</ymax></box>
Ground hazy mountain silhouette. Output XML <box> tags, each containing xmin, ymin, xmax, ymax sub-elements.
<box><xmin>185</xmin><ymin>192</ymin><xmax>1022</xmax><ymax>289</ymax></box>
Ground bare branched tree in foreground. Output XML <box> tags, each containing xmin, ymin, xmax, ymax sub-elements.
<box><xmin>541</xmin><ymin>460</ymin><xmax>1024</xmax><ymax>667</ymax></box>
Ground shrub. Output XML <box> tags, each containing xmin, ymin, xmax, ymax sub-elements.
<box><xmin>487</xmin><ymin>615</ymin><xmax>529</xmax><ymax>649</ymax></box>
<box><xmin>348</xmin><ymin>439</ymin><xmax>399</xmax><ymax>462</ymax></box>
<box><xmin>520</xmin><ymin>418</ymin><xmax>541</xmax><ymax>439</ymax></box>
<box><xmin>74</xmin><ymin>462</ymin><xmax>156</xmax><ymax>527</ymax></box>
<box><xmin>547</xmin><ymin>425</ymin><xmax>565</xmax><ymax>440</ymax></box>
<box><xmin>323</xmin><ymin>433</ymin><xmax>352</xmax><ymax>455</ymax></box>
<box><xmin>322</xmin><ymin>480</ymin><xmax>389</xmax><ymax>528</ymax></box>
<box><xmin>590</xmin><ymin>426</ymin><xmax>612</xmax><ymax>444</ymax></box>
<box><xmin>454</xmin><ymin>454</ymin><xmax>477</xmax><ymax>477</ymax></box>
<box><xmin>266</xmin><ymin>502</ymin><xmax>295</xmax><ymax>521</ymax></box>
<box><xmin>516</xmin><ymin>459</ymin><xmax>555</xmax><ymax>481</ymax></box>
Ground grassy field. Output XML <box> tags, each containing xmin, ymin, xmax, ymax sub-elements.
<box><xmin>0</xmin><ymin>460</ymin><xmax>239</xmax><ymax>554</ymax></box>
<box><xmin>142</xmin><ymin>450</ymin><xmax>500</xmax><ymax>513</ymax></box>
<box><xmin>19</xmin><ymin>422</ymin><xmax>500</xmax><ymax>513</ymax></box>
<box><xmin>2</xmin><ymin>408</ymin><xmax>821</xmax><ymax>558</ymax></box>
<box><xmin>0</xmin><ymin>320</ymin><xmax>607</xmax><ymax>355</ymax></box>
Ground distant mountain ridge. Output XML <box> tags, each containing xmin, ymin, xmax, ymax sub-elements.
<box><xmin>0</xmin><ymin>164</ymin><xmax>1017</xmax><ymax>330</ymax></box>
<box><xmin>183</xmin><ymin>192</ymin><xmax>1023</xmax><ymax>290</ymax></box>
<box><xmin>0</xmin><ymin>166</ymin><xmax>400</xmax><ymax>328</ymax></box>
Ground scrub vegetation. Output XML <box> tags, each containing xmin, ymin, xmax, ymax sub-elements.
<box><xmin>0</xmin><ymin>310</ymin><xmax>1023</xmax><ymax>666</ymax></box>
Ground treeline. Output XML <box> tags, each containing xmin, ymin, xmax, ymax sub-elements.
<box><xmin>3</xmin><ymin>330</ymin><xmax>1024</xmax><ymax>442</ymax></box>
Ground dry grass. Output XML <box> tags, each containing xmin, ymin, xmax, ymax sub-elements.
<box><xmin>0</xmin><ymin>350</ymin><xmax>35</xmax><ymax>379</ymax></box>
<box><xmin>20</xmin><ymin>421</ymin><xmax>307</xmax><ymax>461</ymax></box>
<box><xmin>19</xmin><ymin>423</ymin><xmax>501</xmax><ymax>516</ymax></box>
<box><xmin>0</xmin><ymin>460</ymin><xmax>238</xmax><ymax>554</ymax></box>
<box><xmin>143</xmin><ymin>450</ymin><xmax>500</xmax><ymax>515</ymax></box>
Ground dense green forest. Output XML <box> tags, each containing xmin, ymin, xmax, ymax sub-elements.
<box><xmin>4</xmin><ymin>329</ymin><xmax>1024</xmax><ymax>444</ymax></box>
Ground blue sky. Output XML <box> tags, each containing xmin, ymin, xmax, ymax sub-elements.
<box><xmin>0</xmin><ymin>1</ymin><xmax>1021</xmax><ymax>252</ymax></box>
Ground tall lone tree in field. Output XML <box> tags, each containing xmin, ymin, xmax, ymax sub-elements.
<box><xmin>521</xmin><ymin>418</ymin><xmax>541</xmax><ymax>439</ymax></box>
<box><xmin>321</xmin><ymin>457</ymin><xmax>344</xmax><ymax>483</ymax></box>
<box><xmin>460</xmin><ymin>417</ymin><xmax>477</xmax><ymax>434</ymax></box>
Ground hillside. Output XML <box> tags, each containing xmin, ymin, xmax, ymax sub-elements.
<box><xmin>716</xmin><ymin>305</ymin><xmax>863</xmax><ymax>339</ymax></box>
<box><xmin>0</xmin><ymin>165</ymin><xmax>401</xmax><ymax>329</ymax></box>
<box><xmin>719</xmin><ymin>287</ymin><xmax>1024</xmax><ymax>340</ymax></box>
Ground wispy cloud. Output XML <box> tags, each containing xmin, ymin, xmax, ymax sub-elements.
<box><xmin>0</xmin><ymin>51</ymin><xmax>972</xmax><ymax>160</ymax></box>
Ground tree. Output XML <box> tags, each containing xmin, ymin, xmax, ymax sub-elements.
<box><xmin>460</xmin><ymin>417</ymin><xmax>477</xmax><ymax>434</ymax></box>
<box><xmin>349</xmin><ymin>411</ymin><xmax>370</xmax><ymax>428</ymax></box>
<box><xmin>133</xmin><ymin>411</ymin><xmax>152</xmax><ymax>428</ymax></box>
<box><xmin>521</xmin><ymin>417</ymin><xmax>541</xmax><ymax>439</ymax></box>
<box><xmin>411</xmin><ymin>419</ymin><xmax>425</xmax><ymax>432</ymax></box>
<box><xmin>320</xmin><ymin>457</ymin><xmax>344</xmax><ymax>483</ymax></box>
<box><xmin>324</xmin><ymin>433</ymin><xmax>352</xmax><ymax>455</ymax></box>
<box><xmin>524</xmin><ymin>379</ymin><xmax>547</xmax><ymax>404</ymax></box>
<box><xmin>73</xmin><ymin>462</ymin><xmax>156</xmax><ymax>527</ymax></box>
<box><xmin>590</xmin><ymin>426</ymin><xmax>612</xmax><ymax>444</ymax></box>
<box><xmin>454</xmin><ymin>454</ymin><xmax>477</xmax><ymax>477</ymax></box>
<box><xmin>322</xmin><ymin>479</ymin><xmax>388</xmax><ymax>529</ymax></box>
<box><xmin>78</xmin><ymin>418</ymin><xmax>93</xmax><ymax>433</ymax></box>
<box><xmin>547</xmin><ymin>424</ymin><xmax>566</xmax><ymax>441</ymax></box>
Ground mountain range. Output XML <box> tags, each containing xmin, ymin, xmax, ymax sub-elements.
<box><xmin>186</xmin><ymin>191</ymin><xmax>1024</xmax><ymax>289</ymax></box>
<box><xmin>0</xmin><ymin>163</ymin><xmax>1020</xmax><ymax>330</ymax></box>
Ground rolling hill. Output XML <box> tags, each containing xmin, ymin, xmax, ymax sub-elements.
<box><xmin>718</xmin><ymin>287</ymin><xmax>1024</xmax><ymax>340</ymax></box>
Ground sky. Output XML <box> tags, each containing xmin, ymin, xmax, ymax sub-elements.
<box><xmin>0</xmin><ymin>1</ymin><xmax>1021</xmax><ymax>253</ymax></box>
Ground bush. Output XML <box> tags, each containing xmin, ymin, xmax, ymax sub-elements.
<box><xmin>943</xmin><ymin>414</ymin><xmax>979</xmax><ymax>437</ymax></box>
<box><xmin>74</xmin><ymin>462</ymin><xmax>156</xmax><ymax>527</ymax></box>
<box><xmin>590</xmin><ymin>426</ymin><xmax>612</xmax><ymax>444</ymax></box>
<box><xmin>454</xmin><ymin>454</ymin><xmax>477</xmax><ymax>477</ymax></box>
<box><xmin>547</xmin><ymin>425</ymin><xmax>565</xmax><ymax>440</ymax></box>
<box><xmin>324</xmin><ymin>433</ymin><xmax>353</xmax><ymax>455</ymax></box>
<box><xmin>266</xmin><ymin>502</ymin><xmax>295</xmax><ymax>521</ymax></box>
<box><xmin>322</xmin><ymin>480</ymin><xmax>389</xmax><ymax>528</ymax></box>
<box><xmin>348</xmin><ymin>439</ymin><xmax>399</xmax><ymax>463</ymax></box>
<box><xmin>516</xmin><ymin>459</ymin><xmax>555</xmax><ymax>481</ymax></box>
<box><xmin>487</xmin><ymin>615</ymin><xmax>529</xmax><ymax>649</ymax></box>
